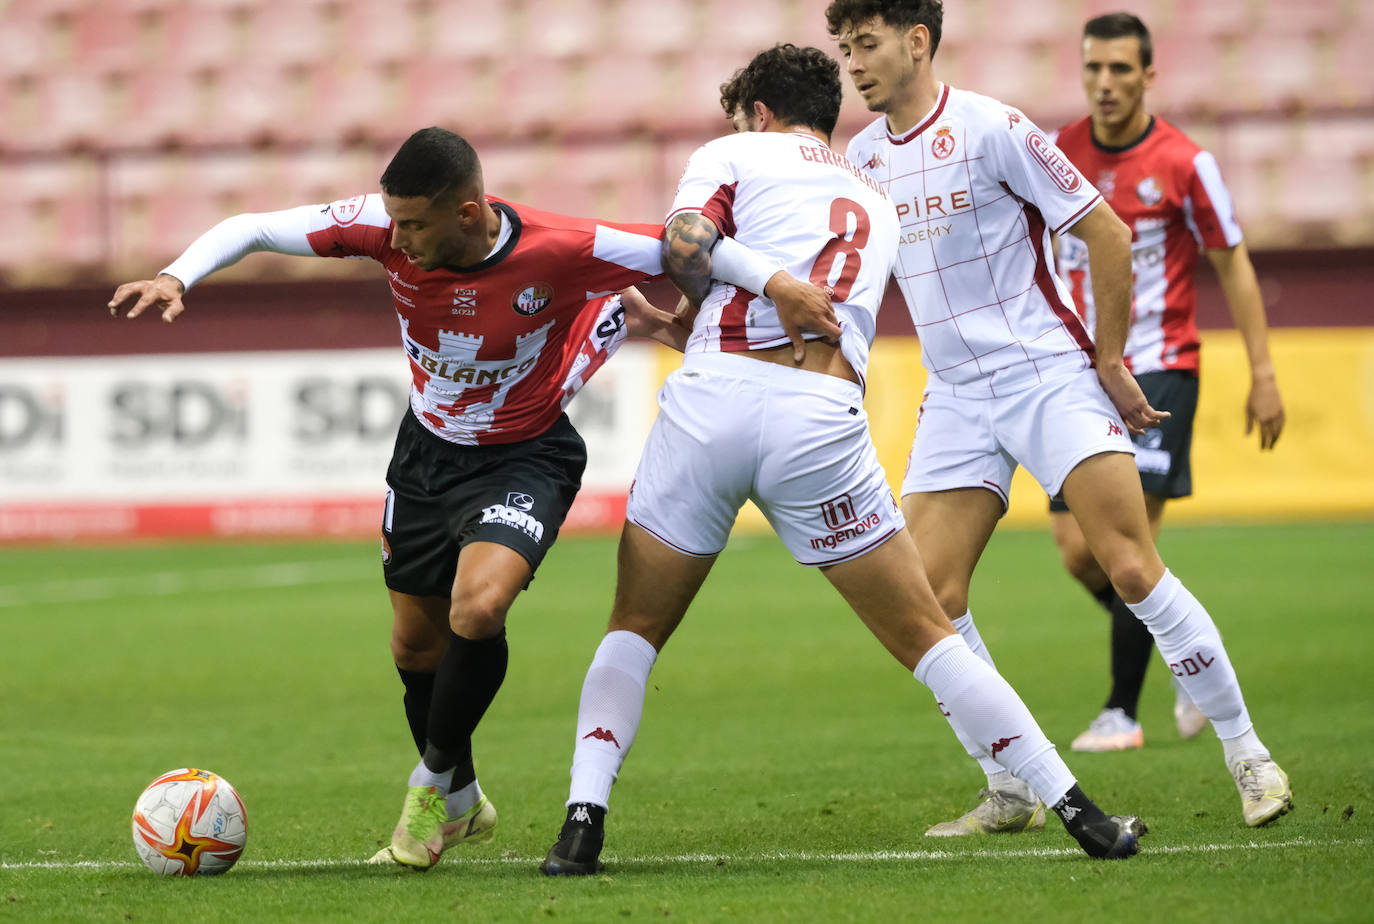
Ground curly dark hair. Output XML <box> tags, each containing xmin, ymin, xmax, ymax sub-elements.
<box><xmin>380</xmin><ymin>126</ymin><xmax>481</xmax><ymax>201</ymax></box>
<box><xmin>1084</xmin><ymin>12</ymin><xmax>1153</xmax><ymax>69</ymax></box>
<box><xmin>824</xmin><ymin>0</ymin><xmax>943</xmax><ymax>58</ymax></box>
<box><xmin>718</xmin><ymin>44</ymin><xmax>843</xmax><ymax>136</ymax></box>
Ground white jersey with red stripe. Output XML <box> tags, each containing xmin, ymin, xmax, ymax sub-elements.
<box><xmin>667</xmin><ymin>129</ymin><xmax>899</xmax><ymax>386</ymax></box>
<box><xmin>260</xmin><ymin>194</ymin><xmax>659</xmax><ymax>445</ymax></box>
<box><xmin>1052</xmin><ymin>115</ymin><xmax>1242</xmax><ymax>375</ymax></box>
<box><xmin>845</xmin><ymin>84</ymin><xmax>1104</xmax><ymax>398</ymax></box>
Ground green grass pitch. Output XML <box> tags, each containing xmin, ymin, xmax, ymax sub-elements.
<box><xmin>2</xmin><ymin>522</ymin><xmax>1371</xmax><ymax>922</ymax></box>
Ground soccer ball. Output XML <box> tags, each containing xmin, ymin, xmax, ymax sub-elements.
<box><xmin>131</xmin><ymin>768</ymin><xmax>248</xmax><ymax>876</ymax></box>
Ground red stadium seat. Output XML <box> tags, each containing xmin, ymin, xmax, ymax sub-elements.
<box><xmin>2</xmin><ymin>158</ymin><xmax>106</xmax><ymax>279</ymax></box>
<box><xmin>340</xmin><ymin>0</ymin><xmax>424</xmax><ymax>66</ymax></box>
<box><xmin>1149</xmin><ymin>34</ymin><xmax>1231</xmax><ymax>118</ymax></box>
<box><xmin>1235</xmin><ymin>34</ymin><xmax>1325</xmax><ymax>113</ymax></box>
<box><xmin>399</xmin><ymin>56</ymin><xmax>505</xmax><ymax>142</ymax></box>
<box><xmin>523</xmin><ymin>0</ymin><xmax>606</xmax><ymax>59</ymax></box>
<box><xmin>279</xmin><ymin>145</ymin><xmax>384</xmax><ymax>206</ymax></box>
<box><xmin>426</xmin><ymin>1</ymin><xmax>513</xmax><ymax>60</ymax></box>
<box><xmin>1163</xmin><ymin>0</ymin><xmax>1256</xmax><ymax>40</ymax></box>
<box><xmin>613</xmin><ymin>0</ymin><xmax>700</xmax><ymax>56</ymax></box>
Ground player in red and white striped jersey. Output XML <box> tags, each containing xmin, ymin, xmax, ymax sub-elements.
<box><xmin>1048</xmin><ymin>13</ymin><xmax>1286</xmax><ymax>754</ymax></box>
<box><xmin>108</xmin><ymin>127</ymin><xmax>834</xmax><ymax>871</ymax></box>
<box><xmin>828</xmin><ymin>0</ymin><xmax>1291</xmax><ymax>833</ymax></box>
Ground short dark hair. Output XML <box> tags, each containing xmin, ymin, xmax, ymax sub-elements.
<box><xmin>1083</xmin><ymin>12</ymin><xmax>1153</xmax><ymax>69</ymax></box>
<box><xmin>379</xmin><ymin>127</ymin><xmax>481</xmax><ymax>201</ymax></box>
<box><xmin>825</xmin><ymin>0</ymin><xmax>943</xmax><ymax>59</ymax></box>
<box><xmin>719</xmin><ymin>44</ymin><xmax>843</xmax><ymax>136</ymax></box>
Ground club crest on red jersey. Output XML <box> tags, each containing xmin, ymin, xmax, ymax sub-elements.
<box><xmin>1136</xmin><ymin>176</ymin><xmax>1163</xmax><ymax>207</ymax></box>
<box><xmin>511</xmin><ymin>283</ymin><xmax>553</xmax><ymax>316</ymax></box>
<box><xmin>931</xmin><ymin>127</ymin><xmax>956</xmax><ymax>160</ymax></box>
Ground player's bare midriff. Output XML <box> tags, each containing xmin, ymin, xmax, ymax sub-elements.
<box><xmin>740</xmin><ymin>339</ymin><xmax>860</xmax><ymax>385</ymax></box>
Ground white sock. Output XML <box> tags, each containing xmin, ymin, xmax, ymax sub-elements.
<box><xmin>445</xmin><ymin>779</ymin><xmax>483</xmax><ymax>818</ymax></box>
<box><xmin>915</xmin><ymin>634</ymin><xmax>1075</xmax><ymax>807</ymax></box>
<box><xmin>409</xmin><ymin>760</ymin><xmax>454</xmax><ymax>795</ymax></box>
<box><xmin>1128</xmin><ymin>570</ymin><xmax>1261</xmax><ymax>742</ymax></box>
<box><xmin>940</xmin><ymin>611</ymin><xmax>1012</xmax><ymax>781</ymax></box>
<box><xmin>1221</xmin><ymin>728</ymin><xmax>1270</xmax><ymax>768</ymax></box>
<box><xmin>567</xmin><ymin>630</ymin><xmax>658</xmax><ymax>808</ymax></box>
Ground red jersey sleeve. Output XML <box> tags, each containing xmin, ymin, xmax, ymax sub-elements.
<box><xmin>304</xmin><ymin>194</ymin><xmax>395</xmax><ymax>260</ymax></box>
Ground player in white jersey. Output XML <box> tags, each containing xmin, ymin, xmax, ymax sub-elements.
<box><xmin>1050</xmin><ymin>13</ymin><xmax>1286</xmax><ymax>755</ymax></box>
<box><xmin>541</xmin><ymin>44</ymin><xmax>1144</xmax><ymax>877</ymax></box>
<box><xmin>826</xmin><ymin>0</ymin><xmax>1291</xmax><ymax>831</ymax></box>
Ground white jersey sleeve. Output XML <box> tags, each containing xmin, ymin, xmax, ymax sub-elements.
<box><xmin>987</xmin><ymin>107</ymin><xmax>1101</xmax><ymax>235</ymax></box>
<box><xmin>159</xmin><ymin>205</ymin><xmax>322</xmax><ymax>290</ymax></box>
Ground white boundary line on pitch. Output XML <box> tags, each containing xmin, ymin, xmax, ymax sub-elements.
<box><xmin>4</xmin><ymin>837</ymin><xmax>1366</xmax><ymax>871</ymax></box>
<box><xmin>0</xmin><ymin>560</ymin><xmax>373</xmax><ymax>608</ymax></box>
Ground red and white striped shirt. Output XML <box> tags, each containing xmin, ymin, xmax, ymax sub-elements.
<box><xmin>1052</xmin><ymin>115</ymin><xmax>1243</xmax><ymax>375</ymax></box>
<box><xmin>164</xmin><ymin>194</ymin><xmax>662</xmax><ymax>446</ymax></box>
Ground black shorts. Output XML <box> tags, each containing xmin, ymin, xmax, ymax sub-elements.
<box><xmin>1049</xmin><ymin>370</ymin><xmax>1199</xmax><ymax>513</ymax></box>
<box><xmin>380</xmin><ymin>411</ymin><xmax>587</xmax><ymax>597</ymax></box>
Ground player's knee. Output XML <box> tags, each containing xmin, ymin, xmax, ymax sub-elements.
<box><xmin>929</xmin><ymin>580</ymin><xmax>969</xmax><ymax>622</ymax></box>
<box><xmin>1101</xmin><ymin>552</ymin><xmax>1162</xmax><ymax>603</ymax></box>
<box><xmin>448</xmin><ymin>587</ymin><xmax>512</xmax><ymax>639</ymax></box>
<box><xmin>390</xmin><ymin>627</ymin><xmax>444</xmax><ymax>672</ymax></box>
<box><xmin>1057</xmin><ymin>541</ymin><xmax>1100</xmax><ymax>587</ymax></box>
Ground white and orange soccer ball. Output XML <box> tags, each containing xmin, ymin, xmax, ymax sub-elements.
<box><xmin>131</xmin><ymin>768</ymin><xmax>248</xmax><ymax>876</ymax></box>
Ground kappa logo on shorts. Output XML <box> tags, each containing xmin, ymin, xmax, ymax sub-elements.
<box><xmin>507</xmin><ymin>492</ymin><xmax>535</xmax><ymax>511</ymax></box>
<box><xmin>482</xmin><ymin>503</ymin><xmax>545</xmax><ymax>542</ymax></box>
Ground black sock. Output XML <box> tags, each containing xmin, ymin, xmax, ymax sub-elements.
<box><xmin>1103</xmin><ymin>593</ymin><xmax>1154</xmax><ymax>720</ymax></box>
<box><xmin>422</xmin><ymin>629</ymin><xmax>508</xmax><ymax>787</ymax></box>
<box><xmin>1090</xmin><ymin>583</ymin><xmax>1116</xmax><ymax>610</ymax></box>
<box><xmin>396</xmin><ymin>667</ymin><xmax>435</xmax><ymax>757</ymax></box>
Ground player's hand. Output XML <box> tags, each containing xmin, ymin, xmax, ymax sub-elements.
<box><xmin>108</xmin><ymin>274</ymin><xmax>187</xmax><ymax>323</ymax></box>
<box><xmin>762</xmin><ymin>271</ymin><xmax>841</xmax><ymax>363</ymax></box>
<box><xmin>1097</xmin><ymin>361</ymin><xmax>1169</xmax><ymax>435</ymax></box>
<box><xmin>620</xmin><ymin>286</ymin><xmax>690</xmax><ymax>352</ymax></box>
<box><xmin>1246</xmin><ymin>373</ymin><xmax>1285</xmax><ymax>450</ymax></box>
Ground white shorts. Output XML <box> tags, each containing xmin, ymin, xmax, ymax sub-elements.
<box><xmin>901</xmin><ymin>368</ymin><xmax>1134</xmax><ymax>509</ymax></box>
<box><xmin>628</xmin><ymin>351</ymin><xmax>904</xmax><ymax>566</ymax></box>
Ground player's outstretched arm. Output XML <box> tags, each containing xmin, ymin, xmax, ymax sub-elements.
<box><xmin>1207</xmin><ymin>241</ymin><xmax>1285</xmax><ymax>449</ymax></box>
<box><xmin>108</xmin><ymin>273</ymin><xmax>188</xmax><ymax>323</ymax></box>
<box><xmin>620</xmin><ymin>286</ymin><xmax>691</xmax><ymax>352</ymax></box>
<box><xmin>1068</xmin><ymin>201</ymin><xmax>1169</xmax><ymax>434</ymax></box>
<box><xmin>107</xmin><ymin>206</ymin><xmax>322</xmax><ymax>323</ymax></box>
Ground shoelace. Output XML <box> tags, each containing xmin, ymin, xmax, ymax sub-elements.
<box><xmin>1233</xmin><ymin>761</ymin><xmax>1265</xmax><ymax>799</ymax></box>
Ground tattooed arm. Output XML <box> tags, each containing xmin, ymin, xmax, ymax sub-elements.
<box><xmin>662</xmin><ymin>212</ymin><xmax>719</xmax><ymax>308</ymax></box>
<box><xmin>661</xmin><ymin>211</ymin><xmax>840</xmax><ymax>362</ymax></box>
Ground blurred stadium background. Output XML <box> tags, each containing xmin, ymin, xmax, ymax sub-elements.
<box><xmin>1</xmin><ymin>0</ymin><xmax>1372</xmax><ymax>541</ymax></box>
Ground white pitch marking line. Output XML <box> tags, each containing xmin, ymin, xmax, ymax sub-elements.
<box><xmin>0</xmin><ymin>560</ymin><xmax>373</xmax><ymax>608</ymax></box>
<box><xmin>3</xmin><ymin>837</ymin><xmax>1365</xmax><ymax>871</ymax></box>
